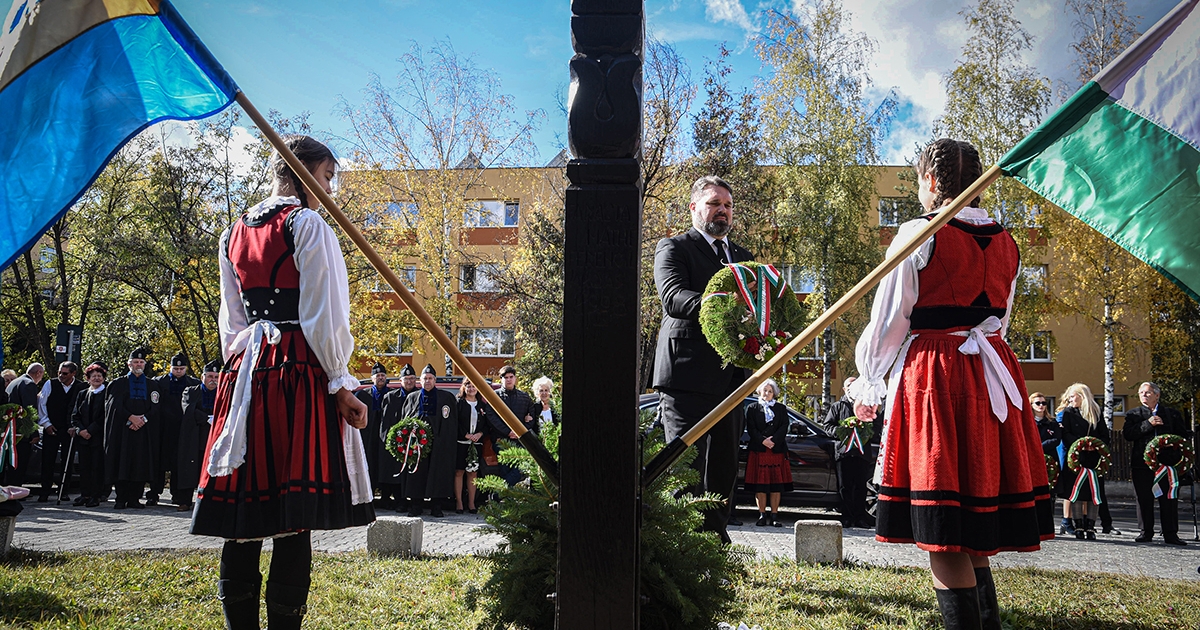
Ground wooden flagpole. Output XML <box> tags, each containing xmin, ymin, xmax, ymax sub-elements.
<box><xmin>234</xmin><ymin>91</ymin><xmax>560</xmax><ymax>486</ymax></box>
<box><xmin>643</xmin><ymin>164</ymin><xmax>1003</xmax><ymax>485</ymax></box>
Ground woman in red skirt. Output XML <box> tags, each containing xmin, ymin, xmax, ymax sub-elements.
<box><xmin>744</xmin><ymin>379</ymin><xmax>792</xmax><ymax>527</ymax></box>
<box><xmin>192</xmin><ymin>135</ymin><xmax>374</xmax><ymax>629</ymax></box>
<box><xmin>847</xmin><ymin>139</ymin><xmax>1053</xmax><ymax>629</ymax></box>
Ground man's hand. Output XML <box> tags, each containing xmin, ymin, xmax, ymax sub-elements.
<box><xmin>43</xmin><ymin>425</ymin><xmax>57</xmax><ymax>436</ymax></box>
<box><xmin>128</xmin><ymin>415</ymin><xmax>146</xmax><ymax>431</ymax></box>
<box><xmin>336</xmin><ymin>388</ymin><xmax>368</xmax><ymax>429</ymax></box>
<box><xmin>1150</xmin><ymin>415</ymin><xmax>1164</xmax><ymax>427</ymax></box>
<box><xmin>79</xmin><ymin>429</ymin><xmax>91</xmax><ymax>440</ymax></box>
<box><xmin>67</xmin><ymin>427</ymin><xmax>77</xmax><ymax>437</ymax></box>
<box><xmin>853</xmin><ymin>402</ymin><xmax>878</xmax><ymax>422</ymax></box>
<box><xmin>509</xmin><ymin>431</ymin><xmax>518</xmax><ymax>439</ymax></box>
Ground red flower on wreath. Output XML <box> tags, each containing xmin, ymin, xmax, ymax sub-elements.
<box><xmin>420</xmin><ymin>439</ymin><xmax>427</xmax><ymax>445</ymax></box>
<box><xmin>742</xmin><ymin>337</ymin><xmax>760</xmax><ymax>355</ymax></box>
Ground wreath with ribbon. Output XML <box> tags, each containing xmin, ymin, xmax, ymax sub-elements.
<box><xmin>1143</xmin><ymin>434</ymin><xmax>1195</xmax><ymax>500</ymax></box>
<box><xmin>384</xmin><ymin>416</ymin><xmax>432</xmax><ymax>475</ymax></box>
<box><xmin>833</xmin><ymin>417</ymin><xmax>874</xmax><ymax>455</ymax></box>
<box><xmin>1066</xmin><ymin>436</ymin><xmax>1111</xmax><ymax>505</ymax></box>
<box><xmin>699</xmin><ymin>262</ymin><xmax>807</xmax><ymax>370</ymax></box>
<box><xmin>0</xmin><ymin>404</ymin><xmax>37</xmax><ymax>471</ymax></box>
<box><xmin>465</xmin><ymin>441</ymin><xmax>481</xmax><ymax>473</ymax></box>
<box><xmin>1044</xmin><ymin>453</ymin><xmax>1060</xmax><ymax>488</ymax></box>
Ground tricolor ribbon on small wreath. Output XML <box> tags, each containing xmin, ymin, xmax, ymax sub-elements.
<box><xmin>1066</xmin><ymin>436</ymin><xmax>1111</xmax><ymax>506</ymax></box>
<box><xmin>0</xmin><ymin>419</ymin><xmax>15</xmax><ymax>470</ymax></box>
<box><xmin>835</xmin><ymin>417</ymin><xmax>874</xmax><ymax>456</ymax></box>
<box><xmin>1144</xmin><ymin>434</ymin><xmax>1195</xmax><ymax>500</ymax></box>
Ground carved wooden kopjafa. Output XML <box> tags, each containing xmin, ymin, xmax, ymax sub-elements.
<box><xmin>559</xmin><ymin>0</ymin><xmax>645</xmax><ymax>628</ymax></box>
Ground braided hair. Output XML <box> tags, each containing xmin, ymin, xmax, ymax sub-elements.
<box><xmin>915</xmin><ymin>138</ymin><xmax>983</xmax><ymax>209</ymax></box>
<box><xmin>270</xmin><ymin>135</ymin><xmax>336</xmax><ymax>209</ymax></box>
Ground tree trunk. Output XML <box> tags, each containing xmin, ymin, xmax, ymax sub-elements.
<box><xmin>1103</xmin><ymin>298</ymin><xmax>1115</xmax><ymax>430</ymax></box>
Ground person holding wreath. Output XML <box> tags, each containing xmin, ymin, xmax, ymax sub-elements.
<box><xmin>847</xmin><ymin>139</ymin><xmax>1053</xmax><ymax>629</ymax></box>
<box><xmin>1056</xmin><ymin>383</ymin><xmax>1109</xmax><ymax>540</ymax></box>
<box><xmin>455</xmin><ymin>379</ymin><xmax>493</xmax><ymax>514</ymax></box>
<box><xmin>1124</xmin><ymin>381</ymin><xmax>1192</xmax><ymax>545</ymax></box>
<box><xmin>745</xmin><ymin>379</ymin><xmax>791</xmax><ymax>527</ymax></box>
<box><xmin>823</xmin><ymin>376</ymin><xmax>883</xmax><ymax>529</ymax></box>
<box><xmin>395</xmin><ymin>364</ymin><xmax>457</xmax><ymax>517</ymax></box>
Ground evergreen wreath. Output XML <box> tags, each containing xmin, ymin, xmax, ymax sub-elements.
<box><xmin>834</xmin><ymin>417</ymin><xmax>874</xmax><ymax>455</ymax></box>
<box><xmin>1143</xmin><ymin>434</ymin><xmax>1195</xmax><ymax>499</ymax></box>
<box><xmin>1044</xmin><ymin>453</ymin><xmax>1060</xmax><ymax>488</ymax></box>
<box><xmin>1143</xmin><ymin>434</ymin><xmax>1195</xmax><ymax>471</ymax></box>
<box><xmin>467</xmin><ymin>419</ymin><xmax>750</xmax><ymax>629</ymax></box>
<box><xmin>699</xmin><ymin>262</ymin><xmax>807</xmax><ymax>370</ymax></box>
<box><xmin>0</xmin><ymin>404</ymin><xmax>37</xmax><ymax>444</ymax></box>
<box><xmin>384</xmin><ymin>416</ymin><xmax>431</xmax><ymax>472</ymax></box>
<box><xmin>1066</xmin><ymin>436</ymin><xmax>1112</xmax><ymax>476</ymax></box>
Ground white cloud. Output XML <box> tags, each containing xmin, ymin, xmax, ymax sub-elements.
<box><xmin>703</xmin><ymin>0</ymin><xmax>757</xmax><ymax>32</ymax></box>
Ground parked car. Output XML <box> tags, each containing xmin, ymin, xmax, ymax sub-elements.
<box><xmin>639</xmin><ymin>392</ymin><xmax>878</xmax><ymax>512</ymax></box>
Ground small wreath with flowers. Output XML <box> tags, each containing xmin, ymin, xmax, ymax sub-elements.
<box><xmin>699</xmin><ymin>262</ymin><xmax>807</xmax><ymax>370</ymax></box>
<box><xmin>1143</xmin><ymin>434</ymin><xmax>1195</xmax><ymax>500</ymax></box>
<box><xmin>385</xmin><ymin>416</ymin><xmax>432</xmax><ymax>474</ymax></box>
<box><xmin>1044</xmin><ymin>453</ymin><xmax>1060</xmax><ymax>488</ymax></box>
<box><xmin>0</xmin><ymin>404</ymin><xmax>37</xmax><ymax>443</ymax></box>
<box><xmin>1066</xmin><ymin>436</ymin><xmax>1112</xmax><ymax>476</ymax></box>
<box><xmin>834</xmin><ymin>417</ymin><xmax>874</xmax><ymax>455</ymax></box>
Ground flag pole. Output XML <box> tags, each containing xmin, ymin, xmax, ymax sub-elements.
<box><xmin>643</xmin><ymin>164</ymin><xmax>1003</xmax><ymax>486</ymax></box>
<box><xmin>234</xmin><ymin>91</ymin><xmax>560</xmax><ymax>486</ymax></box>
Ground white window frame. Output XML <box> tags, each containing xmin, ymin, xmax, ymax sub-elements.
<box><xmin>460</xmin><ymin>263</ymin><xmax>503</xmax><ymax>293</ymax></box>
<box><xmin>464</xmin><ymin>200</ymin><xmax>519</xmax><ymax>227</ymax></box>
<box><xmin>382</xmin><ymin>333</ymin><xmax>414</xmax><ymax>356</ymax></box>
<box><xmin>457</xmin><ymin>327</ymin><xmax>516</xmax><ymax>357</ymax></box>
<box><xmin>774</xmin><ymin>264</ymin><xmax>817</xmax><ymax>294</ymax></box>
<box><xmin>877</xmin><ymin>197</ymin><xmax>919</xmax><ymax>228</ymax></box>
<box><xmin>373</xmin><ymin>266</ymin><xmax>416</xmax><ymax>292</ymax></box>
<box><xmin>1094</xmin><ymin>395</ymin><xmax>1126</xmax><ymax>416</ymax></box>
<box><xmin>1020</xmin><ymin>264</ymin><xmax>1047</xmax><ymax>293</ymax></box>
<box><xmin>1013</xmin><ymin>331</ymin><xmax>1052</xmax><ymax>362</ymax></box>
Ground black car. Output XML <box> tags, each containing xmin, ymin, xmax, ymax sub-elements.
<box><xmin>639</xmin><ymin>393</ymin><xmax>878</xmax><ymax>511</ymax></box>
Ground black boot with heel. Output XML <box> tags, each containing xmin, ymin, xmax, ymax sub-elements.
<box><xmin>935</xmin><ymin>586</ymin><xmax>983</xmax><ymax>630</ymax></box>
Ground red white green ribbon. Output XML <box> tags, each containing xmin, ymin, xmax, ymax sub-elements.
<box><xmin>727</xmin><ymin>263</ymin><xmax>788</xmax><ymax>336</ymax></box>
<box><xmin>1153</xmin><ymin>464</ymin><xmax>1180</xmax><ymax>499</ymax></box>
<box><xmin>844</xmin><ymin>426</ymin><xmax>866</xmax><ymax>454</ymax></box>
<box><xmin>0</xmin><ymin>420</ymin><xmax>15</xmax><ymax>469</ymax></box>
<box><xmin>1069</xmin><ymin>467</ymin><xmax>1103</xmax><ymax>505</ymax></box>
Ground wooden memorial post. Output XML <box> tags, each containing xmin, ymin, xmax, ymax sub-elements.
<box><xmin>557</xmin><ymin>0</ymin><xmax>644</xmax><ymax>627</ymax></box>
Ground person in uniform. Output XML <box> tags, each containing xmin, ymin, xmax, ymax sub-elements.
<box><xmin>69</xmin><ymin>362</ymin><xmax>108</xmax><ymax>507</ymax></box>
<box><xmin>394</xmin><ymin>364</ymin><xmax>457</xmax><ymax>517</ymax></box>
<box><xmin>1124</xmin><ymin>381</ymin><xmax>1192</xmax><ymax>545</ymax></box>
<box><xmin>377</xmin><ymin>363</ymin><xmax>418</xmax><ymax>510</ymax></box>
<box><xmin>104</xmin><ymin>348</ymin><xmax>162</xmax><ymax>509</ymax></box>
<box><xmin>190</xmin><ymin>135</ymin><xmax>372</xmax><ymax>630</ymax></box>
<box><xmin>36</xmin><ymin>361</ymin><xmax>87</xmax><ymax>502</ymax></box>
<box><xmin>355</xmin><ymin>362</ymin><xmax>389</xmax><ymax>507</ymax></box>
<box><xmin>149</xmin><ymin>353</ymin><xmax>200</xmax><ymax>507</ymax></box>
<box><xmin>175</xmin><ymin>360</ymin><xmax>220</xmax><ymax>512</ymax></box>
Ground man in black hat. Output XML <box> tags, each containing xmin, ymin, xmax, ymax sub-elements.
<box><xmin>175</xmin><ymin>360</ymin><xmax>220</xmax><ymax>512</ymax></box>
<box><xmin>149</xmin><ymin>353</ymin><xmax>200</xmax><ymax>507</ymax></box>
<box><xmin>392</xmin><ymin>364</ymin><xmax>457</xmax><ymax>517</ymax></box>
<box><xmin>378</xmin><ymin>363</ymin><xmax>420</xmax><ymax>511</ymax></box>
<box><xmin>35</xmin><ymin>361</ymin><xmax>87</xmax><ymax>501</ymax></box>
<box><xmin>356</xmin><ymin>362</ymin><xmax>389</xmax><ymax>508</ymax></box>
<box><xmin>104</xmin><ymin>348</ymin><xmax>163</xmax><ymax>509</ymax></box>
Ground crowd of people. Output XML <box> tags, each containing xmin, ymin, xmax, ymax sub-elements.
<box><xmin>0</xmin><ymin>352</ymin><xmax>220</xmax><ymax>510</ymax></box>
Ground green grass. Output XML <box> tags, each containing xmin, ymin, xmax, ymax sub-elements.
<box><xmin>1</xmin><ymin>549</ymin><xmax>1197</xmax><ymax>629</ymax></box>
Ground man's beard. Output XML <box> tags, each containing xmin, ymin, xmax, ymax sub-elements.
<box><xmin>703</xmin><ymin>218</ymin><xmax>731</xmax><ymax>237</ymax></box>
<box><xmin>131</xmin><ymin>368</ymin><xmax>144</xmax><ymax>376</ymax></box>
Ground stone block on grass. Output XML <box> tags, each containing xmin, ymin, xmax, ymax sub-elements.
<box><xmin>0</xmin><ymin>516</ymin><xmax>14</xmax><ymax>556</ymax></box>
<box><xmin>367</xmin><ymin>516</ymin><xmax>423</xmax><ymax>557</ymax></box>
<box><xmin>794</xmin><ymin>519</ymin><xmax>842</xmax><ymax>564</ymax></box>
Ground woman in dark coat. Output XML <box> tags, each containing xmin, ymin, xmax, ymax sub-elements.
<box><xmin>1029</xmin><ymin>391</ymin><xmax>1060</xmax><ymax>457</ymax></box>
<box><xmin>1056</xmin><ymin>383</ymin><xmax>1110</xmax><ymax>540</ymax></box>
<box><xmin>744</xmin><ymin>378</ymin><xmax>791</xmax><ymax>527</ymax></box>
<box><xmin>455</xmin><ymin>379</ymin><xmax>493</xmax><ymax>513</ymax></box>
<box><xmin>527</xmin><ymin>376</ymin><xmax>559</xmax><ymax>435</ymax></box>
<box><xmin>69</xmin><ymin>362</ymin><xmax>108</xmax><ymax>507</ymax></box>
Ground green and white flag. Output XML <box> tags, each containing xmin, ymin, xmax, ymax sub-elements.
<box><xmin>1000</xmin><ymin>0</ymin><xmax>1200</xmax><ymax>299</ymax></box>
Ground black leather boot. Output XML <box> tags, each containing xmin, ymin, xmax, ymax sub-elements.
<box><xmin>265</xmin><ymin>581</ymin><xmax>309</xmax><ymax>630</ymax></box>
<box><xmin>974</xmin><ymin>567</ymin><xmax>1001</xmax><ymax>630</ymax></box>
<box><xmin>935</xmin><ymin>587</ymin><xmax>983</xmax><ymax>630</ymax></box>
<box><xmin>1084</xmin><ymin>517</ymin><xmax>1097</xmax><ymax>540</ymax></box>
<box><xmin>1073</xmin><ymin>518</ymin><xmax>1086</xmax><ymax>539</ymax></box>
<box><xmin>217</xmin><ymin>578</ymin><xmax>261</xmax><ymax>630</ymax></box>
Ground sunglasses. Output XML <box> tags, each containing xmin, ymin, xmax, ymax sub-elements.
<box><xmin>1032</xmin><ymin>401</ymin><xmax>1047</xmax><ymax>407</ymax></box>
<box><xmin>58</xmin><ymin>371</ymin><xmax>71</xmax><ymax>376</ymax></box>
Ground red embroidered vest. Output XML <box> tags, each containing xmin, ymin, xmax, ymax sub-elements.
<box><xmin>226</xmin><ymin>202</ymin><xmax>302</xmax><ymax>329</ymax></box>
<box><xmin>910</xmin><ymin>217</ymin><xmax>1020</xmax><ymax>332</ymax></box>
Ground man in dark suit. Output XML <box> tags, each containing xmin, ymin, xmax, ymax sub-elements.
<box><xmin>356</xmin><ymin>362</ymin><xmax>389</xmax><ymax>508</ymax></box>
<box><xmin>1</xmin><ymin>363</ymin><xmax>44</xmax><ymax>488</ymax></box>
<box><xmin>150</xmin><ymin>353</ymin><xmax>199</xmax><ymax>507</ymax></box>
<box><xmin>1124</xmin><ymin>381</ymin><xmax>1193</xmax><ymax>545</ymax></box>
<box><xmin>175</xmin><ymin>360</ymin><xmax>220</xmax><ymax>512</ymax></box>
<box><xmin>653</xmin><ymin>175</ymin><xmax>753</xmax><ymax>543</ymax></box>
<box><xmin>104</xmin><ymin>348</ymin><xmax>163</xmax><ymax>509</ymax></box>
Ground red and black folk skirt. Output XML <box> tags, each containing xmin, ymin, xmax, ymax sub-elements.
<box><xmin>744</xmin><ymin>450</ymin><xmax>794</xmax><ymax>493</ymax></box>
<box><xmin>191</xmin><ymin>328</ymin><xmax>375</xmax><ymax>540</ymax></box>
<box><xmin>875</xmin><ymin>331</ymin><xmax>1055</xmax><ymax>555</ymax></box>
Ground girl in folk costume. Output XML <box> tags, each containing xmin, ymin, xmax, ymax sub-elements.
<box><xmin>744</xmin><ymin>379</ymin><xmax>792</xmax><ymax>527</ymax></box>
<box><xmin>191</xmin><ymin>136</ymin><xmax>374</xmax><ymax>630</ymax></box>
<box><xmin>847</xmin><ymin>139</ymin><xmax>1053</xmax><ymax>629</ymax></box>
<box><xmin>1055</xmin><ymin>383</ymin><xmax>1110</xmax><ymax>541</ymax></box>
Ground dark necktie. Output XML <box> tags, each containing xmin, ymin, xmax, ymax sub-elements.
<box><xmin>714</xmin><ymin>239</ymin><xmax>729</xmax><ymax>264</ymax></box>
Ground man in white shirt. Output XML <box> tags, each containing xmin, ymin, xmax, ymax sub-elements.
<box><xmin>36</xmin><ymin>361</ymin><xmax>87</xmax><ymax>501</ymax></box>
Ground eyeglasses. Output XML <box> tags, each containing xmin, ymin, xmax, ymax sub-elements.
<box><xmin>1032</xmin><ymin>401</ymin><xmax>1047</xmax><ymax>407</ymax></box>
<box><xmin>58</xmin><ymin>371</ymin><xmax>71</xmax><ymax>376</ymax></box>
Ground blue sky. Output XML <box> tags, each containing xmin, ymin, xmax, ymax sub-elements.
<box><xmin>5</xmin><ymin>0</ymin><xmax>1181</xmax><ymax>164</ymax></box>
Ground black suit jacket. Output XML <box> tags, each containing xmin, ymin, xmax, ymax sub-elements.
<box><xmin>1123</xmin><ymin>403</ymin><xmax>1191</xmax><ymax>469</ymax></box>
<box><xmin>652</xmin><ymin>228</ymin><xmax>753</xmax><ymax>393</ymax></box>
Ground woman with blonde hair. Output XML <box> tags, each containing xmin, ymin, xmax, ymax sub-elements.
<box><xmin>1056</xmin><ymin>383</ymin><xmax>1110</xmax><ymax>540</ymax></box>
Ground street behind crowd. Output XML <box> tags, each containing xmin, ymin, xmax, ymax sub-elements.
<box><xmin>10</xmin><ymin>492</ymin><xmax>1200</xmax><ymax>582</ymax></box>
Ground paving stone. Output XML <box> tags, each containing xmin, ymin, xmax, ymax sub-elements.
<box><xmin>367</xmin><ymin>516</ymin><xmax>423</xmax><ymax>557</ymax></box>
<box><xmin>0</xmin><ymin>516</ymin><xmax>14</xmax><ymax>555</ymax></box>
<box><xmin>793</xmin><ymin>519</ymin><xmax>842</xmax><ymax>564</ymax></box>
